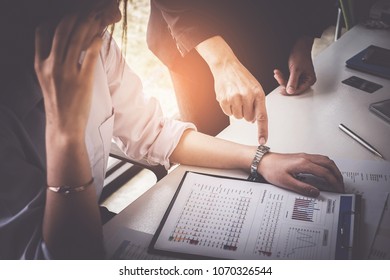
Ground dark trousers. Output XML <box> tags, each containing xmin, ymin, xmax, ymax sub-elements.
<box><xmin>169</xmin><ymin>50</ymin><xmax>230</xmax><ymax>136</ymax></box>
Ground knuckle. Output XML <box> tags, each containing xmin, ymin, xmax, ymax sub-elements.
<box><xmin>34</xmin><ymin>61</ymin><xmax>42</xmax><ymax>73</ymax></box>
<box><xmin>256</xmin><ymin>112</ymin><xmax>267</xmax><ymax>121</ymax></box>
<box><xmin>251</xmin><ymin>84</ymin><xmax>263</xmax><ymax>94</ymax></box>
<box><xmin>298</xmin><ymin>152</ymin><xmax>308</xmax><ymax>158</ymax></box>
<box><xmin>244</xmin><ymin>113</ymin><xmax>254</xmax><ymax>122</ymax></box>
<box><xmin>219</xmin><ymin>98</ymin><xmax>230</xmax><ymax>108</ymax></box>
<box><xmin>297</xmin><ymin>157</ymin><xmax>309</xmax><ymax>165</ymax></box>
<box><xmin>254</xmin><ymin>94</ymin><xmax>265</xmax><ymax>106</ymax></box>
<box><xmin>217</xmin><ymin>94</ymin><xmax>228</xmax><ymax>103</ymax></box>
<box><xmin>320</xmin><ymin>155</ymin><xmax>330</xmax><ymax>160</ymax></box>
<box><xmin>289</xmin><ymin>64</ymin><xmax>297</xmax><ymax>71</ymax></box>
<box><xmin>322</xmin><ymin>155</ymin><xmax>333</xmax><ymax>164</ymax></box>
<box><xmin>41</xmin><ymin>66</ymin><xmax>53</xmax><ymax>80</ymax></box>
<box><xmin>231</xmin><ymin>94</ymin><xmax>242</xmax><ymax>104</ymax></box>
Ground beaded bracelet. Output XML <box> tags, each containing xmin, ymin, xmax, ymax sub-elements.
<box><xmin>47</xmin><ymin>177</ymin><xmax>94</xmax><ymax>195</ymax></box>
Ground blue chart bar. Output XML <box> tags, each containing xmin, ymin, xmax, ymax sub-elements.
<box><xmin>292</xmin><ymin>198</ymin><xmax>319</xmax><ymax>222</ymax></box>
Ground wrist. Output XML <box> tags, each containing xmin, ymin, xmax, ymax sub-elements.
<box><xmin>196</xmin><ymin>35</ymin><xmax>238</xmax><ymax>72</ymax></box>
<box><xmin>295</xmin><ymin>36</ymin><xmax>314</xmax><ymax>51</ymax></box>
<box><xmin>46</xmin><ymin>125</ymin><xmax>86</xmax><ymax>146</ymax></box>
<box><xmin>45</xmin><ymin>132</ymin><xmax>91</xmax><ymax>187</ymax></box>
<box><xmin>249</xmin><ymin>145</ymin><xmax>270</xmax><ymax>180</ymax></box>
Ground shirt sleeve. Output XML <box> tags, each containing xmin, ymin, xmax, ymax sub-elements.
<box><xmin>152</xmin><ymin>0</ymin><xmax>222</xmax><ymax>56</ymax></box>
<box><xmin>101</xmin><ymin>36</ymin><xmax>196</xmax><ymax>170</ymax></box>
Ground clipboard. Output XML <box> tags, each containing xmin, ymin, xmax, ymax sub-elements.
<box><xmin>336</xmin><ymin>195</ymin><xmax>362</xmax><ymax>259</ymax></box>
<box><xmin>149</xmin><ymin>171</ymin><xmax>361</xmax><ymax>260</ymax></box>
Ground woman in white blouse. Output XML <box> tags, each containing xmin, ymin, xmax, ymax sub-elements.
<box><xmin>0</xmin><ymin>0</ymin><xmax>343</xmax><ymax>259</ymax></box>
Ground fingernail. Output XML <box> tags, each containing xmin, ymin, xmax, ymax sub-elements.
<box><xmin>259</xmin><ymin>137</ymin><xmax>266</xmax><ymax>145</ymax></box>
<box><xmin>287</xmin><ymin>86</ymin><xmax>295</xmax><ymax>94</ymax></box>
<box><xmin>309</xmin><ymin>188</ymin><xmax>320</xmax><ymax>197</ymax></box>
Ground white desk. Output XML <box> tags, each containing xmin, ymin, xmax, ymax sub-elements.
<box><xmin>103</xmin><ymin>25</ymin><xmax>390</xmax><ymax>252</ymax></box>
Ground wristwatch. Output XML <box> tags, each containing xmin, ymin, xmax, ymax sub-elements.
<box><xmin>250</xmin><ymin>145</ymin><xmax>270</xmax><ymax>179</ymax></box>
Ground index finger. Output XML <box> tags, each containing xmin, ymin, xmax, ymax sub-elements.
<box><xmin>254</xmin><ymin>96</ymin><xmax>268</xmax><ymax>144</ymax></box>
<box><xmin>35</xmin><ymin>23</ymin><xmax>52</xmax><ymax>63</ymax></box>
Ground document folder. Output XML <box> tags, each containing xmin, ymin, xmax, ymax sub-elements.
<box><xmin>149</xmin><ymin>172</ymin><xmax>361</xmax><ymax>260</ymax></box>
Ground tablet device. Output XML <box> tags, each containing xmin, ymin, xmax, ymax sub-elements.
<box><xmin>369</xmin><ymin>99</ymin><xmax>390</xmax><ymax>124</ymax></box>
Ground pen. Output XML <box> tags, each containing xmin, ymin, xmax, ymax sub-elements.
<box><xmin>338</xmin><ymin>123</ymin><xmax>384</xmax><ymax>159</ymax></box>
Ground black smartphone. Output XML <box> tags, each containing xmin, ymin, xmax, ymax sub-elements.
<box><xmin>369</xmin><ymin>99</ymin><xmax>390</xmax><ymax>124</ymax></box>
<box><xmin>342</xmin><ymin>76</ymin><xmax>383</xmax><ymax>93</ymax></box>
<box><xmin>362</xmin><ymin>46</ymin><xmax>390</xmax><ymax>68</ymax></box>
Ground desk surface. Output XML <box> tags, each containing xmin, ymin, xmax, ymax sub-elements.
<box><xmin>103</xmin><ymin>25</ymin><xmax>390</xmax><ymax>244</ymax></box>
<box><xmin>219</xmin><ymin>25</ymin><xmax>390</xmax><ymax>159</ymax></box>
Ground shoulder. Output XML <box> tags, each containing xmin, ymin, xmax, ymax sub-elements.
<box><xmin>99</xmin><ymin>32</ymin><xmax>123</xmax><ymax>67</ymax></box>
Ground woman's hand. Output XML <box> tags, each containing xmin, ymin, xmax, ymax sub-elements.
<box><xmin>35</xmin><ymin>12</ymin><xmax>103</xmax><ymax>139</ymax></box>
<box><xmin>258</xmin><ymin>152</ymin><xmax>344</xmax><ymax>197</ymax></box>
<box><xmin>34</xmin><ymin>11</ymin><xmax>107</xmax><ymax>258</ymax></box>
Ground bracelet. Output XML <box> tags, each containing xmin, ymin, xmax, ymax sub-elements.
<box><xmin>250</xmin><ymin>145</ymin><xmax>270</xmax><ymax>179</ymax></box>
<box><xmin>47</xmin><ymin>177</ymin><xmax>94</xmax><ymax>195</ymax></box>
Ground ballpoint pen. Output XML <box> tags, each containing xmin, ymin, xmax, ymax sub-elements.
<box><xmin>338</xmin><ymin>123</ymin><xmax>384</xmax><ymax>159</ymax></box>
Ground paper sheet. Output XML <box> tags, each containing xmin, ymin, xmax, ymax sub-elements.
<box><xmin>369</xmin><ymin>193</ymin><xmax>390</xmax><ymax>259</ymax></box>
<box><xmin>152</xmin><ymin>172</ymin><xmax>357</xmax><ymax>259</ymax></box>
<box><xmin>105</xmin><ymin>227</ymin><xmax>175</xmax><ymax>260</ymax></box>
<box><xmin>104</xmin><ymin>159</ymin><xmax>390</xmax><ymax>260</ymax></box>
<box><xmin>334</xmin><ymin>159</ymin><xmax>390</xmax><ymax>258</ymax></box>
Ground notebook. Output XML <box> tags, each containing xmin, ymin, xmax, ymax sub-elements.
<box><xmin>346</xmin><ymin>45</ymin><xmax>390</xmax><ymax>80</ymax></box>
<box><xmin>149</xmin><ymin>172</ymin><xmax>361</xmax><ymax>260</ymax></box>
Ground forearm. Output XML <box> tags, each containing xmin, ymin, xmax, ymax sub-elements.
<box><xmin>43</xmin><ymin>132</ymin><xmax>104</xmax><ymax>259</ymax></box>
<box><xmin>195</xmin><ymin>35</ymin><xmax>240</xmax><ymax>74</ymax></box>
<box><xmin>294</xmin><ymin>36</ymin><xmax>314</xmax><ymax>53</ymax></box>
<box><xmin>170</xmin><ymin>130</ymin><xmax>345</xmax><ymax>198</ymax></box>
<box><xmin>170</xmin><ymin>130</ymin><xmax>256</xmax><ymax>172</ymax></box>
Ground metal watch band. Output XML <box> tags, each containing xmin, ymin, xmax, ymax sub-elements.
<box><xmin>250</xmin><ymin>145</ymin><xmax>270</xmax><ymax>178</ymax></box>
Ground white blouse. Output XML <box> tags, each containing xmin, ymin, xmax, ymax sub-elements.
<box><xmin>1</xmin><ymin>34</ymin><xmax>197</xmax><ymax>259</ymax></box>
<box><xmin>86</xmin><ymin>35</ymin><xmax>195</xmax><ymax>195</ymax></box>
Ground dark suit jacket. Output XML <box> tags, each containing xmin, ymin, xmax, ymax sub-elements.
<box><xmin>147</xmin><ymin>0</ymin><xmax>336</xmax><ymax>76</ymax></box>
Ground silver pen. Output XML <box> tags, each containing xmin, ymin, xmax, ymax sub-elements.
<box><xmin>339</xmin><ymin>123</ymin><xmax>384</xmax><ymax>159</ymax></box>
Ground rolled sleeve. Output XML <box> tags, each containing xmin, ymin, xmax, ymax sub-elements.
<box><xmin>162</xmin><ymin>11</ymin><xmax>221</xmax><ymax>56</ymax></box>
<box><xmin>145</xmin><ymin>118</ymin><xmax>195</xmax><ymax>170</ymax></box>
<box><xmin>152</xmin><ymin>0</ymin><xmax>221</xmax><ymax>56</ymax></box>
<box><xmin>102</xmin><ymin>36</ymin><xmax>196</xmax><ymax>170</ymax></box>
